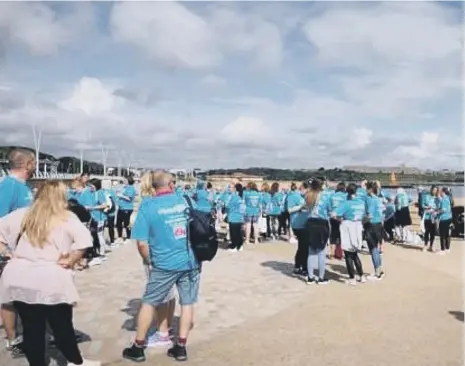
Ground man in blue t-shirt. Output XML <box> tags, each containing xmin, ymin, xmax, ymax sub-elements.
<box><xmin>123</xmin><ymin>172</ymin><xmax>199</xmax><ymax>363</ymax></box>
<box><xmin>0</xmin><ymin>149</ymin><xmax>35</xmax><ymax>354</ymax></box>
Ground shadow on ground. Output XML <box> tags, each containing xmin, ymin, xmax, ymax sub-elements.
<box><xmin>121</xmin><ymin>299</ymin><xmax>141</xmax><ymax>331</ymax></box>
<box><xmin>120</xmin><ymin>298</ymin><xmax>183</xmax><ymax>340</ymax></box>
<box><xmin>261</xmin><ymin>260</ymin><xmax>345</xmax><ymax>283</ymax></box>
<box><xmin>449</xmin><ymin>311</ymin><xmax>464</xmax><ymax>322</ymax></box>
<box><xmin>261</xmin><ymin>260</ymin><xmax>296</xmax><ymax>279</ymax></box>
<box><xmin>394</xmin><ymin>243</ymin><xmax>424</xmax><ymax>251</ymax></box>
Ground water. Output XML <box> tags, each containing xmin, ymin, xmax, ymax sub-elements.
<box><xmin>389</xmin><ymin>186</ymin><xmax>464</xmax><ymax>200</ymax></box>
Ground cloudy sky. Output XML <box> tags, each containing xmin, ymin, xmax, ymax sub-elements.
<box><xmin>0</xmin><ymin>1</ymin><xmax>463</xmax><ymax>170</ymax></box>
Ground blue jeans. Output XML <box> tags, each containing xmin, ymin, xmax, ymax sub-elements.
<box><xmin>307</xmin><ymin>247</ymin><xmax>326</xmax><ymax>279</ymax></box>
<box><xmin>370</xmin><ymin>246</ymin><xmax>382</xmax><ymax>271</ymax></box>
<box><xmin>143</xmin><ymin>267</ymin><xmax>200</xmax><ymax>306</ymax></box>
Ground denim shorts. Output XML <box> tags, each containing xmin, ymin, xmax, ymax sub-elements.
<box><xmin>143</xmin><ymin>267</ymin><xmax>200</xmax><ymax>306</ymax></box>
<box><xmin>144</xmin><ymin>265</ymin><xmax>176</xmax><ymax>304</ymax></box>
<box><xmin>245</xmin><ymin>215</ymin><xmax>259</xmax><ymax>224</ymax></box>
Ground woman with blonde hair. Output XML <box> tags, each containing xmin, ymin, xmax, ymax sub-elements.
<box><xmin>0</xmin><ymin>181</ymin><xmax>99</xmax><ymax>366</ymax></box>
<box><xmin>305</xmin><ymin>178</ymin><xmax>332</xmax><ymax>285</ymax></box>
<box><xmin>243</xmin><ymin>182</ymin><xmax>261</xmax><ymax>244</ymax></box>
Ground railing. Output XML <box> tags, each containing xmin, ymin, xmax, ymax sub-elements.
<box><xmin>0</xmin><ymin>170</ymin><xmax>127</xmax><ymax>182</ymax></box>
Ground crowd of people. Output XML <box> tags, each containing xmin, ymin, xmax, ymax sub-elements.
<box><xmin>0</xmin><ymin>148</ymin><xmax>456</xmax><ymax>366</ymax></box>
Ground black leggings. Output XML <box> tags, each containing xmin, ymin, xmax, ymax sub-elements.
<box><xmin>424</xmin><ymin>219</ymin><xmax>436</xmax><ymax>247</ymax></box>
<box><xmin>229</xmin><ymin>223</ymin><xmax>243</xmax><ymax>249</ymax></box>
<box><xmin>14</xmin><ymin>302</ymin><xmax>82</xmax><ymax>366</ymax></box>
<box><xmin>117</xmin><ymin>210</ymin><xmax>133</xmax><ymax>238</ymax></box>
<box><xmin>278</xmin><ymin>212</ymin><xmax>289</xmax><ymax>235</ymax></box>
<box><xmin>439</xmin><ymin>219</ymin><xmax>451</xmax><ymax>251</ymax></box>
<box><xmin>344</xmin><ymin>251</ymin><xmax>363</xmax><ymax>279</ymax></box>
<box><xmin>293</xmin><ymin>228</ymin><xmax>308</xmax><ymax>271</ymax></box>
<box><xmin>107</xmin><ymin>215</ymin><xmax>115</xmax><ymax>243</ymax></box>
<box><xmin>264</xmin><ymin>216</ymin><xmax>271</xmax><ymax>238</ymax></box>
<box><xmin>383</xmin><ymin>217</ymin><xmax>395</xmax><ymax>242</ymax></box>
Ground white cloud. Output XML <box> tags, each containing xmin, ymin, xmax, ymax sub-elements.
<box><xmin>201</xmin><ymin>74</ymin><xmax>226</xmax><ymax>87</ymax></box>
<box><xmin>111</xmin><ymin>2</ymin><xmax>220</xmax><ymax>69</ymax></box>
<box><xmin>110</xmin><ymin>2</ymin><xmax>283</xmax><ymax>70</ymax></box>
<box><xmin>0</xmin><ymin>2</ymin><xmax>95</xmax><ymax>55</ymax></box>
<box><xmin>302</xmin><ymin>2</ymin><xmax>461</xmax><ymax>119</ymax></box>
<box><xmin>396</xmin><ymin>131</ymin><xmax>439</xmax><ymax>160</ymax></box>
<box><xmin>59</xmin><ymin>77</ymin><xmax>123</xmax><ymax>116</ymax></box>
<box><xmin>220</xmin><ymin>117</ymin><xmax>273</xmax><ymax>146</ymax></box>
<box><xmin>0</xmin><ymin>2</ymin><xmax>461</xmax><ymax>170</ymax></box>
<box><xmin>352</xmin><ymin>128</ymin><xmax>373</xmax><ymax>150</ymax></box>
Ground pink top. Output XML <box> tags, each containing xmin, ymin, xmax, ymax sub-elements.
<box><xmin>0</xmin><ymin>208</ymin><xmax>92</xmax><ymax>305</ymax></box>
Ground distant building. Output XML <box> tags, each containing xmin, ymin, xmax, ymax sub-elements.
<box><xmin>208</xmin><ymin>173</ymin><xmax>263</xmax><ymax>183</ymax></box>
<box><xmin>343</xmin><ymin>165</ymin><xmax>422</xmax><ymax>174</ymax></box>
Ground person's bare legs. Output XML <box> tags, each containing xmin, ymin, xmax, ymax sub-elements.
<box><xmin>1</xmin><ymin>305</ymin><xmax>17</xmax><ymax>343</ymax></box>
<box><xmin>288</xmin><ymin>226</ymin><xmax>293</xmax><ymax>242</ymax></box>
<box><xmin>245</xmin><ymin>222</ymin><xmax>251</xmax><ymax>244</ymax></box>
<box><xmin>155</xmin><ymin>302</ymin><xmax>170</xmax><ymax>334</ymax></box>
<box><xmin>178</xmin><ymin>305</ymin><xmax>194</xmax><ymax>339</ymax></box>
<box><xmin>167</xmin><ymin>298</ymin><xmax>175</xmax><ymax>330</ymax></box>
<box><xmin>329</xmin><ymin>243</ymin><xmax>336</xmax><ymax>259</ymax></box>
<box><xmin>135</xmin><ymin>304</ymin><xmax>155</xmax><ymax>342</ymax></box>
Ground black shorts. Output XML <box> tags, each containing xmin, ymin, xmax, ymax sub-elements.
<box><xmin>395</xmin><ymin>207</ymin><xmax>412</xmax><ymax>227</ymax></box>
<box><xmin>306</xmin><ymin>218</ymin><xmax>330</xmax><ymax>250</ymax></box>
<box><xmin>365</xmin><ymin>223</ymin><xmax>384</xmax><ymax>249</ymax></box>
<box><xmin>329</xmin><ymin>218</ymin><xmax>341</xmax><ymax>244</ymax></box>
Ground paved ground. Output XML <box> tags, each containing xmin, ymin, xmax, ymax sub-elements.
<box><xmin>1</xmin><ymin>236</ymin><xmax>463</xmax><ymax>366</ymax></box>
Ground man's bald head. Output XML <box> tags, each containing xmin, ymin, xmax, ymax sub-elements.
<box><xmin>8</xmin><ymin>149</ymin><xmax>35</xmax><ymax>170</ymax></box>
<box><xmin>152</xmin><ymin>170</ymin><xmax>173</xmax><ymax>190</ymax></box>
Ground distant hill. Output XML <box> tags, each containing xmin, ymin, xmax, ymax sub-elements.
<box><xmin>206</xmin><ymin>167</ymin><xmax>464</xmax><ymax>184</ymax></box>
<box><xmin>0</xmin><ymin>146</ymin><xmax>105</xmax><ymax>174</ymax></box>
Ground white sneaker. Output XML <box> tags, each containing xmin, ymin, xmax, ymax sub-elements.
<box><xmin>446</xmin><ymin>249</ymin><xmax>451</xmax><ymax>253</ymax></box>
<box><xmin>115</xmin><ymin>238</ymin><xmax>123</xmax><ymax>244</ymax></box>
<box><xmin>437</xmin><ymin>251</ymin><xmax>445</xmax><ymax>256</ymax></box>
<box><xmin>289</xmin><ymin>237</ymin><xmax>298</xmax><ymax>244</ymax></box>
<box><xmin>358</xmin><ymin>275</ymin><xmax>367</xmax><ymax>284</ymax></box>
<box><xmin>68</xmin><ymin>359</ymin><xmax>101</xmax><ymax>366</ymax></box>
<box><xmin>124</xmin><ymin>239</ymin><xmax>132</xmax><ymax>245</ymax></box>
<box><xmin>88</xmin><ymin>258</ymin><xmax>103</xmax><ymax>267</ymax></box>
<box><xmin>345</xmin><ymin>279</ymin><xmax>357</xmax><ymax>286</ymax></box>
<box><xmin>238</xmin><ymin>246</ymin><xmax>244</xmax><ymax>252</ymax></box>
<box><xmin>146</xmin><ymin>332</ymin><xmax>172</xmax><ymax>348</ymax></box>
<box><xmin>5</xmin><ymin>336</ymin><xmax>23</xmax><ymax>351</ymax></box>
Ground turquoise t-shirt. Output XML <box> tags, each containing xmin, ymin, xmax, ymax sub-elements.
<box><xmin>0</xmin><ymin>176</ymin><xmax>33</xmax><ymax>218</ymax></box>
<box><xmin>226</xmin><ymin>193</ymin><xmax>245</xmax><ymax>223</ymax></box>
<box><xmin>335</xmin><ymin>197</ymin><xmax>366</xmax><ymax>221</ymax></box>
<box><xmin>131</xmin><ymin>192</ymin><xmax>198</xmax><ymax>271</ymax></box>
<box><xmin>438</xmin><ymin>195</ymin><xmax>452</xmax><ymax>221</ymax></box>
<box><xmin>244</xmin><ymin>190</ymin><xmax>261</xmax><ymax>217</ymax></box>
<box><xmin>365</xmin><ymin>195</ymin><xmax>385</xmax><ymax>224</ymax></box>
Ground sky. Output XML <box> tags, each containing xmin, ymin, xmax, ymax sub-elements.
<box><xmin>0</xmin><ymin>1</ymin><xmax>463</xmax><ymax>170</ymax></box>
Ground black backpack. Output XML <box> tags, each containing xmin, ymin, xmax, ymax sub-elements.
<box><xmin>184</xmin><ymin>195</ymin><xmax>218</xmax><ymax>262</ymax></box>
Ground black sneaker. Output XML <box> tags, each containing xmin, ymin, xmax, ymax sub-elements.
<box><xmin>376</xmin><ymin>271</ymin><xmax>385</xmax><ymax>280</ymax></box>
<box><xmin>306</xmin><ymin>276</ymin><xmax>317</xmax><ymax>284</ymax></box>
<box><xmin>168</xmin><ymin>344</ymin><xmax>188</xmax><ymax>362</ymax></box>
<box><xmin>317</xmin><ymin>278</ymin><xmax>330</xmax><ymax>285</ymax></box>
<box><xmin>292</xmin><ymin>267</ymin><xmax>303</xmax><ymax>276</ymax></box>
<box><xmin>122</xmin><ymin>343</ymin><xmax>146</xmax><ymax>362</ymax></box>
<box><xmin>10</xmin><ymin>342</ymin><xmax>24</xmax><ymax>357</ymax></box>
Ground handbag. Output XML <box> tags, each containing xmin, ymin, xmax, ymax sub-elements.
<box><xmin>258</xmin><ymin>215</ymin><xmax>267</xmax><ymax>234</ymax></box>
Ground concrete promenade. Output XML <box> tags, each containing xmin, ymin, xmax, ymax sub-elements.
<box><xmin>0</xmin><ymin>238</ymin><xmax>463</xmax><ymax>366</ymax></box>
